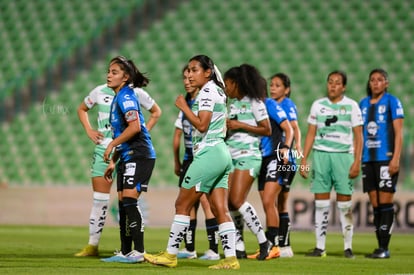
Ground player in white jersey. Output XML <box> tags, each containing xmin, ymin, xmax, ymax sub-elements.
<box><xmin>145</xmin><ymin>55</ymin><xmax>239</xmax><ymax>270</ymax></box>
<box><xmin>300</xmin><ymin>71</ymin><xmax>363</xmax><ymax>258</ymax></box>
<box><xmin>222</xmin><ymin>64</ymin><xmax>272</xmax><ymax>260</ymax></box>
<box><xmin>75</xmin><ymin>83</ymin><xmax>161</xmax><ymax>257</ymax></box>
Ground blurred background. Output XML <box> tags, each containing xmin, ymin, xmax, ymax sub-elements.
<box><xmin>0</xmin><ymin>0</ymin><xmax>413</xmax><ymax>229</ymax></box>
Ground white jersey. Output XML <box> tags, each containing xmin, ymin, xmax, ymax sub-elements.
<box><xmin>307</xmin><ymin>95</ymin><xmax>363</xmax><ymax>153</ymax></box>
<box><xmin>83</xmin><ymin>84</ymin><xmax>155</xmax><ymax>148</ymax></box>
<box><xmin>192</xmin><ymin>80</ymin><xmax>227</xmax><ymax>155</ymax></box>
<box><xmin>226</xmin><ymin>96</ymin><xmax>268</xmax><ymax>159</ymax></box>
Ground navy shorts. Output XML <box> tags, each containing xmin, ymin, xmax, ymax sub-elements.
<box><xmin>362</xmin><ymin>161</ymin><xmax>398</xmax><ymax>193</ymax></box>
<box><xmin>117</xmin><ymin>158</ymin><xmax>155</xmax><ymax>193</ymax></box>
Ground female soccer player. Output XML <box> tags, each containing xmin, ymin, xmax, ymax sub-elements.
<box><xmin>360</xmin><ymin>68</ymin><xmax>404</xmax><ymax>259</ymax></box>
<box><xmin>223</xmin><ymin>64</ymin><xmax>272</xmax><ymax>260</ymax></box>
<box><xmin>268</xmin><ymin>73</ymin><xmax>301</xmax><ymax>258</ymax></box>
<box><xmin>300</xmin><ymin>70</ymin><xmax>363</xmax><ymax>259</ymax></box>
<box><xmin>173</xmin><ymin>66</ymin><xmax>219</xmax><ymax>261</ymax></box>
<box><xmin>103</xmin><ymin>55</ymin><xmax>156</xmax><ymax>263</ymax></box>
<box><xmin>144</xmin><ymin>55</ymin><xmax>239</xmax><ymax>269</ymax></box>
<box><xmin>75</xmin><ymin>64</ymin><xmax>161</xmax><ymax>259</ymax></box>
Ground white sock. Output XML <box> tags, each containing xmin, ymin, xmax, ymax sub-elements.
<box><xmin>315</xmin><ymin>200</ymin><xmax>330</xmax><ymax>251</ymax></box>
<box><xmin>88</xmin><ymin>192</ymin><xmax>110</xmax><ymax>246</ymax></box>
<box><xmin>239</xmin><ymin>202</ymin><xmax>267</xmax><ymax>244</ymax></box>
<box><xmin>337</xmin><ymin>200</ymin><xmax>353</xmax><ymax>250</ymax></box>
<box><xmin>230</xmin><ymin>210</ymin><xmax>245</xmax><ymax>251</ymax></box>
<box><xmin>166</xmin><ymin>215</ymin><xmax>190</xmax><ymax>255</ymax></box>
<box><xmin>219</xmin><ymin>221</ymin><xmax>236</xmax><ymax>258</ymax></box>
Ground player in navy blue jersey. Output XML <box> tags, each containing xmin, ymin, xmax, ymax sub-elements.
<box><xmin>269</xmin><ymin>73</ymin><xmax>302</xmax><ymax>258</ymax></box>
<box><xmin>359</xmin><ymin>68</ymin><xmax>404</xmax><ymax>259</ymax></box>
<box><xmin>103</xmin><ymin>55</ymin><xmax>156</xmax><ymax>263</ymax></box>
<box><xmin>255</xmin><ymin>90</ymin><xmax>293</xmax><ymax>260</ymax></box>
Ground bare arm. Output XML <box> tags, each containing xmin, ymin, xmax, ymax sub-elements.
<box><xmin>300</xmin><ymin>123</ymin><xmax>317</xmax><ymax>178</ymax></box>
<box><xmin>175</xmin><ymin>94</ymin><xmax>211</xmax><ymax>133</ymax></box>
<box><xmin>145</xmin><ymin>102</ymin><xmax>162</xmax><ymax>131</ymax></box>
<box><xmin>77</xmin><ymin>102</ymin><xmax>103</xmax><ymax>144</ymax></box>
<box><xmin>226</xmin><ymin>118</ymin><xmax>271</xmax><ymax>136</ymax></box>
<box><xmin>277</xmin><ymin>119</ymin><xmax>294</xmax><ymax>164</ymax></box>
<box><xmin>173</xmin><ymin>128</ymin><xmax>183</xmax><ymax>176</ymax></box>
<box><xmin>349</xmin><ymin>125</ymin><xmax>363</xmax><ymax>179</ymax></box>
<box><xmin>103</xmin><ymin>117</ymin><xmax>141</xmax><ymax>162</ymax></box>
<box><xmin>291</xmin><ymin>120</ymin><xmax>302</xmax><ymax>154</ymax></box>
<box><xmin>389</xmin><ymin>118</ymin><xmax>403</xmax><ymax>176</ymax></box>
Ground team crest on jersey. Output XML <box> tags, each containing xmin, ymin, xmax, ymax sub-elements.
<box><xmin>339</xmin><ymin>106</ymin><xmax>346</xmax><ymax>115</ymax></box>
<box><xmin>378</xmin><ymin>105</ymin><xmax>386</xmax><ymax>114</ymax></box>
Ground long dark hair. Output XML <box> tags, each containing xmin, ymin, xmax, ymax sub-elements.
<box><xmin>110</xmin><ymin>55</ymin><xmax>150</xmax><ymax>88</ymax></box>
<box><xmin>270</xmin><ymin>72</ymin><xmax>291</xmax><ymax>98</ymax></box>
<box><xmin>224</xmin><ymin>64</ymin><xmax>267</xmax><ymax>100</ymax></box>
<box><xmin>366</xmin><ymin>68</ymin><xmax>388</xmax><ymax>96</ymax></box>
<box><xmin>188</xmin><ymin>55</ymin><xmax>225</xmax><ymax>90</ymax></box>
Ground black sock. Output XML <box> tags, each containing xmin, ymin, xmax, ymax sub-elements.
<box><xmin>123</xmin><ymin>197</ymin><xmax>144</xmax><ymax>253</ymax></box>
<box><xmin>373</xmin><ymin>207</ymin><xmax>380</xmax><ymax>248</ymax></box>
<box><xmin>378</xmin><ymin>203</ymin><xmax>394</xmax><ymax>251</ymax></box>
<box><xmin>206</xmin><ymin>218</ymin><xmax>219</xmax><ymax>253</ymax></box>
<box><xmin>279</xmin><ymin>212</ymin><xmax>290</xmax><ymax>247</ymax></box>
<box><xmin>119</xmin><ymin>200</ymin><xmax>132</xmax><ymax>255</ymax></box>
<box><xmin>185</xmin><ymin>219</ymin><xmax>197</xmax><ymax>252</ymax></box>
<box><xmin>266</xmin><ymin>227</ymin><xmax>279</xmax><ymax>247</ymax></box>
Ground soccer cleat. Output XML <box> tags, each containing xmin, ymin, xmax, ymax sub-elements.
<box><xmin>305</xmin><ymin>248</ymin><xmax>326</xmax><ymax>257</ymax></box>
<box><xmin>74</xmin><ymin>244</ymin><xmax>98</xmax><ymax>257</ymax></box>
<box><xmin>266</xmin><ymin>246</ymin><xmax>281</xmax><ymax>259</ymax></box>
<box><xmin>248</xmin><ymin>245</ymin><xmax>280</xmax><ymax>260</ymax></box>
<box><xmin>279</xmin><ymin>246</ymin><xmax>294</xmax><ymax>258</ymax></box>
<box><xmin>144</xmin><ymin>251</ymin><xmax>178</xmax><ymax>268</ymax></box>
<box><xmin>101</xmin><ymin>250</ymin><xmax>126</xmax><ymax>262</ymax></box>
<box><xmin>177</xmin><ymin>248</ymin><xmax>197</xmax><ymax>259</ymax></box>
<box><xmin>236</xmin><ymin>250</ymin><xmax>247</xmax><ymax>259</ymax></box>
<box><xmin>208</xmin><ymin>256</ymin><xmax>240</xmax><ymax>270</ymax></box>
<box><xmin>365</xmin><ymin>248</ymin><xmax>390</xmax><ymax>259</ymax></box>
<box><xmin>121</xmin><ymin>250</ymin><xmax>145</xmax><ymax>263</ymax></box>
<box><xmin>199</xmin><ymin>249</ymin><xmax>220</xmax><ymax>260</ymax></box>
<box><xmin>344</xmin><ymin>248</ymin><xmax>355</xmax><ymax>259</ymax></box>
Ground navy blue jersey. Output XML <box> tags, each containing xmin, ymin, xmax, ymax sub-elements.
<box><xmin>110</xmin><ymin>85</ymin><xmax>156</xmax><ymax>161</ymax></box>
<box><xmin>261</xmin><ymin>98</ymin><xmax>288</xmax><ymax>157</ymax></box>
<box><xmin>279</xmin><ymin>97</ymin><xmax>298</xmax><ymax>163</ymax></box>
<box><xmin>182</xmin><ymin>95</ymin><xmax>196</xmax><ymax>160</ymax></box>
<box><xmin>359</xmin><ymin>92</ymin><xmax>404</xmax><ymax>162</ymax></box>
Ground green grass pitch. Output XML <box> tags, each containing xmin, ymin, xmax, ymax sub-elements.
<box><xmin>0</xmin><ymin>225</ymin><xmax>413</xmax><ymax>274</ymax></box>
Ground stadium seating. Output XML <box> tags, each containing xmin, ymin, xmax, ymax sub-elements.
<box><xmin>0</xmin><ymin>0</ymin><xmax>413</xmax><ymax>189</ymax></box>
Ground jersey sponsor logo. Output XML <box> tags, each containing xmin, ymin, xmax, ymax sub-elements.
<box><xmin>367</xmin><ymin>121</ymin><xmax>378</xmax><ymax>136</ymax></box>
<box><xmin>324</xmin><ymin>115</ymin><xmax>338</xmax><ymax>126</ymax></box>
<box><xmin>365</xmin><ymin>139</ymin><xmax>381</xmax><ymax>148</ymax></box>
<box><xmin>396</xmin><ymin>107</ymin><xmax>404</xmax><ymax>116</ymax></box>
<box><xmin>201</xmin><ymin>98</ymin><xmax>212</xmax><ymax>108</ymax></box>
<box><xmin>123</xmin><ymin>100</ymin><xmax>135</xmax><ymax>109</ymax></box>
